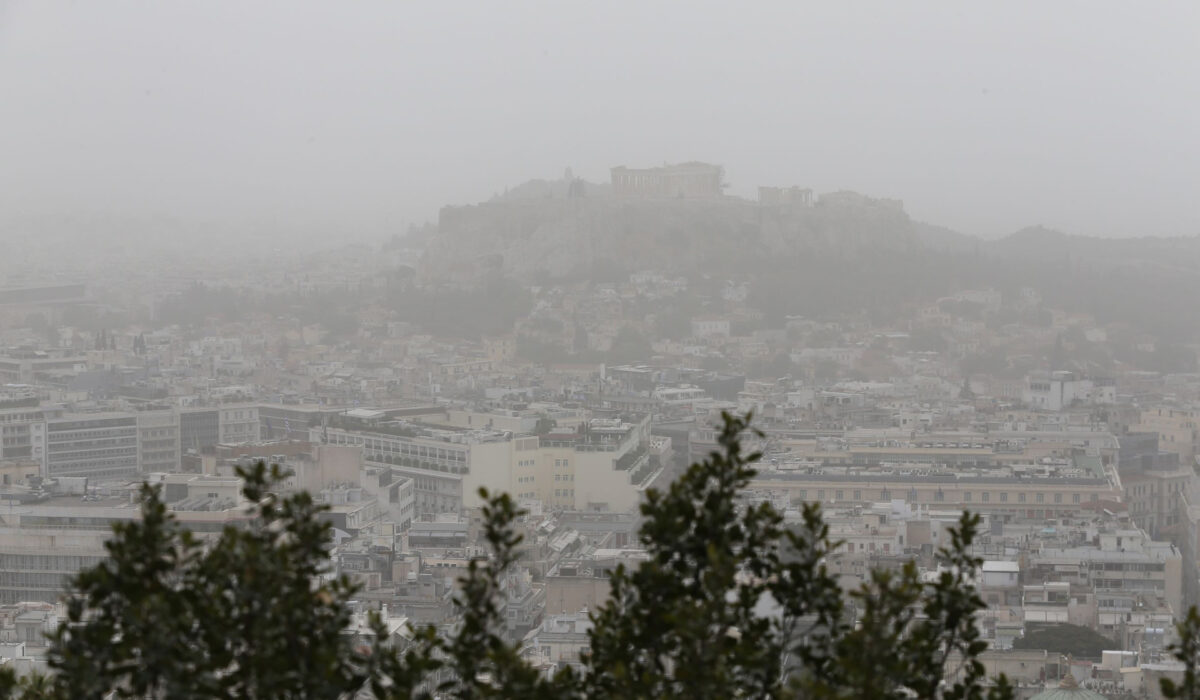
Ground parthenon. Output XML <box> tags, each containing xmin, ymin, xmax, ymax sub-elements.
<box><xmin>610</xmin><ymin>162</ymin><xmax>724</xmax><ymax>198</ymax></box>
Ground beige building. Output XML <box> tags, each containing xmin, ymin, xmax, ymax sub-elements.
<box><xmin>1123</xmin><ymin>467</ymin><xmax>1194</xmax><ymax>538</ymax></box>
<box><xmin>0</xmin><ymin>460</ymin><xmax>40</xmax><ymax>487</ymax></box>
<box><xmin>751</xmin><ymin>468</ymin><xmax>1122</xmax><ymax>522</ymax></box>
<box><xmin>0</xmin><ymin>494</ymin><xmax>253</xmax><ymax>604</ymax></box>
<box><xmin>320</xmin><ymin>414</ymin><xmax>656</xmax><ymax>515</ymax></box>
<box><xmin>136</xmin><ymin>409</ymin><xmax>180</xmax><ymax>473</ymax></box>
<box><xmin>1133</xmin><ymin>407</ymin><xmax>1200</xmax><ymax>465</ymax></box>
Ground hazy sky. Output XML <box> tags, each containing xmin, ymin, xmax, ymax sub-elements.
<box><xmin>1</xmin><ymin>1</ymin><xmax>1197</xmax><ymax>240</ymax></box>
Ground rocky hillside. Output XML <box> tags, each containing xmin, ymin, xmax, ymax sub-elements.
<box><xmin>419</xmin><ymin>184</ymin><xmax>920</xmax><ymax>284</ymax></box>
<box><xmin>415</xmin><ymin>177</ymin><xmax>1200</xmax><ymax>342</ymax></box>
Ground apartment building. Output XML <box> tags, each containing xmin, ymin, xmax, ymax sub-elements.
<box><xmin>1028</xmin><ymin>528</ymin><xmax>1183</xmax><ymax>634</ymax></box>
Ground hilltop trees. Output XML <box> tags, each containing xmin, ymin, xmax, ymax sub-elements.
<box><xmin>1</xmin><ymin>412</ymin><xmax>1104</xmax><ymax>699</ymax></box>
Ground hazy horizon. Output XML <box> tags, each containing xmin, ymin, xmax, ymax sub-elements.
<box><xmin>1</xmin><ymin>1</ymin><xmax>1198</xmax><ymax>243</ymax></box>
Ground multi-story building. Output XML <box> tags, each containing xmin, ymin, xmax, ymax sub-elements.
<box><xmin>1024</xmin><ymin>371</ymin><xmax>1114</xmax><ymax>411</ymax></box>
<box><xmin>0</xmin><ymin>492</ymin><xmax>252</xmax><ymax>604</ymax></box>
<box><xmin>512</xmin><ymin>415</ymin><xmax>656</xmax><ymax>512</ymax></box>
<box><xmin>524</xmin><ymin>610</ymin><xmax>593</xmax><ymax>674</ymax></box>
<box><xmin>44</xmin><ymin>413</ymin><xmax>139</xmax><ymax>481</ymax></box>
<box><xmin>749</xmin><ymin>461</ymin><xmax>1122</xmax><ymax>523</ymax></box>
<box><xmin>0</xmin><ymin>406</ymin><xmax>57</xmax><ymax>465</ymax></box>
<box><xmin>1123</xmin><ymin>467</ymin><xmax>1194</xmax><ymax>538</ymax></box>
<box><xmin>135</xmin><ymin>409</ymin><xmax>180</xmax><ymax>473</ymax></box>
<box><xmin>218</xmin><ymin>404</ymin><xmax>259</xmax><ymax>445</ymax></box>
<box><xmin>319</xmin><ymin>414</ymin><xmax>655</xmax><ymax>515</ymax></box>
<box><xmin>1028</xmin><ymin>528</ymin><xmax>1184</xmax><ymax>636</ymax></box>
<box><xmin>0</xmin><ymin>350</ymin><xmax>86</xmax><ymax>385</ymax></box>
<box><xmin>1133</xmin><ymin>406</ymin><xmax>1200</xmax><ymax>465</ymax></box>
<box><xmin>179</xmin><ymin>408</ymin><xmax>219</xmax><ymax>454</ymax></box>
<box><xmin>319</xmin><ymin>425</ymin><xmax>499</xmax><ymax>515</ymax></box>
<box><xmin>0</xmin><ymin>527</ymin><xmax>110</xmax><ymax>604</ymax></box>
<box><xmin>363</xmin><ymin>465</ymin><xmax>416</xmax><ymax>531</ymax></box>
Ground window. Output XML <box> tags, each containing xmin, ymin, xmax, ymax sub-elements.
<box><xmin>1073</xmin><ymin>493</ymin><xmax>1080</xmax><ymax>504</ymax></box>
<box><xmin>1054</xmin><ymin>493</ymin><xmax>1062</xmax><ymax>504</ymax></box>
<box><xmin>1000</xmin><ymin>492</ymin><xmax>1008</xmax><ymax>503</ymax></box>
<box><xmin>1036</xmin><ymin>493</ymin><xmax>1044</xmax><ymax>503</ymax></box>
<box><xmin>981</xmin><ymin>492</ymin><xmax>989</xmax><ymax>503</ymax></box>
<box><xmin>853</xmin><ymin>490</ymin><xmax>861</xmax><ymax>501</ymax></box>
<box><xmin>963</xmin><ymin>492</ymin><xmax>971</xmax><ymax>502</ymax></box>
<box><xmin>935</xmin><ymin>490</ymin><xmax>945</xmax><ymax>502</ymax></box>
<box><xmin>881</xmin><ymin>489</ymin><xmax>890</xmax><ymax>501</ymax></box>
<box><xmin>1019</xmin><ymin>493</ymin><xmax>1026</xmax><ymax>503</ymax></box>
<box><xmin>798</xmin><ymin>489</ymin><xmax>807</xmax><ymax>500</ymax></box>
<box><xmin>835</xmin><ymin>490</ymin><xmax>843</xmax><ymax>500</ymax></box>
<box><xmin>817</xmin><ymin>490</ymin><xmax>825</xmax><ymax>499</ymax></box>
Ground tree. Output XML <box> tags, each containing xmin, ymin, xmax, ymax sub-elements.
<box><xmin>1163</xmin><ymin>607</ymin><xmax>1200</xmax><ymax>699</ymax></box>
<box><xmin>2</xmin><ymin>414</ymin><xmax>1017</xmax><ymax>699</ymax></box>
<box><xmin>2</xmin><ymin>462</ymin><xmax>376</xmax><ymax>699</ymax></box>
<box><xmin>1011</xmin><ymin>623</ymin><xmax>1114</xmax><ymax>659</ymax></box>
<box><xmin>586</xmin><ymin>413</ymin><xmax>1013</xmax><ymax>700</ymax></box>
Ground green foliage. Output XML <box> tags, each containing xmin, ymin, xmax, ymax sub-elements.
<box><xmin>586</xmin><ymin>413</ymin><xmax>1012</xmax><ymax>700</ymax></box>
<box><xmin>3</xmin><ymin>413</ymin><xmax>1028</xmax><ymax>699</ymax></box>
<box><xmin>805</xmin><ymin>514</ymin><xmax>1007</xmax><ymax>700</ymax></box>
<box><xmin>9</xmin><ymin>462</ymin><xmax>375</xmax><ymax>699</ymax></box>
<box><xmin>1163</xmin><ymin>607</ymin><xmax>1200</xmax><ymax>699</ymax></box>
<box><xmin>587</xmin><ymin>414</ymin><xmax>785</xmax><ymax>697</ymax></box>
<box><xmin>1011</xmin><ymin>623</ymin><xmax>1115</xmax><ymax>660</ymax></box>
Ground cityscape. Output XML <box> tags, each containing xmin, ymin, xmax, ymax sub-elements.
<box><xmin>1</xmin><ymin>3</ymin><xmax>1199</xmax><ymax>698</ymax></box>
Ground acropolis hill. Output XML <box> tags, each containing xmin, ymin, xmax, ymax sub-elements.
<box><xmin>418</xmin><ymin>163</ymin><xmax>919</xmax><ymax>285</ymax></box>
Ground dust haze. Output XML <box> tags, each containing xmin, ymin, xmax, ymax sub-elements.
<box><xmin>3</xmin><ymin>3</ymin><xmax>1200</xmax><ymax>693</ymax></box>
<box><xmin>1</xmin><ymin>1</ymin><xmax>1197</xmax><ymax>246</ymax></box>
